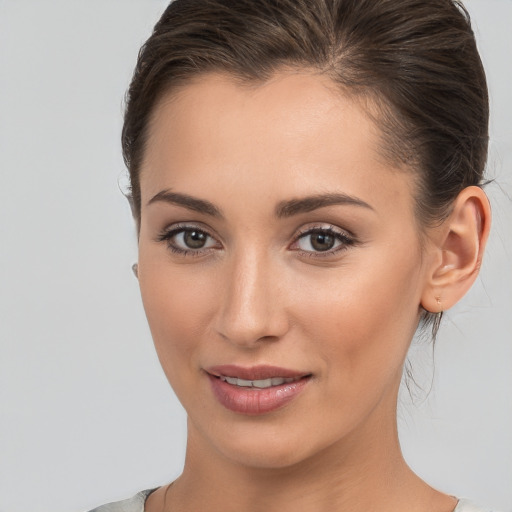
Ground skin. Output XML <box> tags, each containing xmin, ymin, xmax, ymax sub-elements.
<box><xmin>136</xmin><ymin>71</ymin><xmax>490</xmax><ymax>512</ymax></box>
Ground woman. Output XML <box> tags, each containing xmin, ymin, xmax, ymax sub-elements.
<box><xmin>91</xmin><ymin>0</ymin><xmax>496</xmax><ymax>510</ymax></box>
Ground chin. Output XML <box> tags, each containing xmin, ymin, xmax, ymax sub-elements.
<box><xmin>191</xmin><ymin>414</ymin><xmax>340</xmax><ymax>471</ymax></box>
<box><xmin>219</xmin><ymin>439</ymin><xmax>316</xmax><ymax>470</ymax></box>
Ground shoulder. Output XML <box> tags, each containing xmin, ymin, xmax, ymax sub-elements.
<box><xmin>86</xmin><ymin>489</ymin><xmax>157</xmax><ymax>512</ymax></box>
<box><xmin>454</xmin><ymin>498</ymin><xmax>501</xmax><ymax>512</ymax></box>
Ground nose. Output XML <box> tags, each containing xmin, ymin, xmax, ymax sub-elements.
<box><xmin>214</xmin><ymin>250</ymin><xmax>290</xmax><ymax>348</ymax></box>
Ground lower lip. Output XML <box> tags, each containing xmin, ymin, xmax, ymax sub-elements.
<box><xmin>207</xmin><ymin>374</ymin><xmax>310</xmax><ymax>415</ymax></box>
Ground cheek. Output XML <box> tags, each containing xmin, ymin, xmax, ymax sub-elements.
<box><xmin>138</xmin><ymin>260</ymin><xmax>219</xmax><ymax>382</ymax></box>
<box><xmin>292</xmin><ymin>247</ymin><xmax>423</xmax><ymax>383</ymax></box>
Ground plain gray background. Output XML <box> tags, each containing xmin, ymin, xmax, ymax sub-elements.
<box><xmin>0</xmin><ymin>1</ymin><xmax>511</xmax><ymax>511</ymax></box>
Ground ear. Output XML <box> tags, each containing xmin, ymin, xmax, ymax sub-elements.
<box><xmin>421</xmin><ymin>186</ymin><xmax>491</xmax><ymax>313</ymax></box>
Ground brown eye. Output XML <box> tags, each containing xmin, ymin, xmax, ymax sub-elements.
<box><xmin>309</xmin><ymin>232</ymin><xmax>335</xmax><ymax>252</ymax></box>
<box><xmin>183</xmin><ymin>230</ymin><xmax>208</xmax><ymax>249</ymax></box>
<box><xmin>294</xmin><ymin>227</ymin><xmax>353</xmax><ymax>255</ymax></box>
<box><xmin>159</xmin><ymin>226</ymin><xmax>219</xmax><ymax>254</ymax></box>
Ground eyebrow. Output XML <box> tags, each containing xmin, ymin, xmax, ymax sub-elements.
<box><xmin>147</xmin><ymin>190</ymin><xmax>374</xmax><ymax>219</ymax></box>
<box><xmin>275</xmin><ymin>193</ymin><xmax>374</xmax><ymax>218</ymax></box>
<box><xmin>147</xmin><ymin>190</ymin><xmax>223</xmax><ymax>218</ymax></box>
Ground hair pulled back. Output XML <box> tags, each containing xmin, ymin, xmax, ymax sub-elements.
<box><xmin>122</xmin><ymin>0</ymin><xmax>489</xmax><ymax>330</ymax></box>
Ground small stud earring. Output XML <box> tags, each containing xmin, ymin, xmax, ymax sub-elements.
<box><xmin>132</xmin><ymin>263</ymin><xmax>139</xmax><ymax>278</ymax></box>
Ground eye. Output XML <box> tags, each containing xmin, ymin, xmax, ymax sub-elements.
<box><xmin>157</xmin><ymin>225</ymin><xmax>220</xmax><ymax>255</ymax></box>
<box><xmin>298</xmin><ymin>231</ymin><xmax>338</xmax><ymax>252</ymax></box>
<box><xmin>291</xmin><ymin>225</ymin><xmax>354</xmax><ymax>256</ymax></box>
<box><xmin>175</xmin><ymin>229</ymin><xmax>213</xmax><ymax>250</ymax></box>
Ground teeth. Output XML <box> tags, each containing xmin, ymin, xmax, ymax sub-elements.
<box><xmin>224</xmin><ymin>376</ymin><xmax>241</xmax><ymax>385</ymax></box>
<box><xmin>220</xmin><ymin>375</ymin><xmax>300</xmax><ymax>388</ymax></box>
<box><xmin>253</xmin><ymin>378</ymin><xmax>273</xmax><ymax>388</ymax></box>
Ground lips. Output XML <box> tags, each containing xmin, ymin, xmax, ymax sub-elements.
<box><xmin>205</xmin><ymin>365</ymin><xmax>311</xmax><ymax>415</ymax></box>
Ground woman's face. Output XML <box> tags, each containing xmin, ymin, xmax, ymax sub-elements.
<box><xmin>137</xmin><ymin>71</ymin><xmax>432</xmax><ymax>469</ymax></box>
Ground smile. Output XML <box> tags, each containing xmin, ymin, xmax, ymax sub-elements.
<box><xmin>219</xmin><ymin>375</ymin><xmax>302</xmax><ymax>389</ymax></box>
<box><xmin>205</xmin><ymin>365</ymin><xmax>311</xmax><ymax>415</ymax></box>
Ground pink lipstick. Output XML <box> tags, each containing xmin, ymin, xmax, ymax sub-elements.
<box><xmin>205</xmin><ymin>365</ymin><xmax>311</xmax><ymax>415</ymax></box>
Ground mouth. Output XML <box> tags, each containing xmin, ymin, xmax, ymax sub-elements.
<box><xmin>217</xmin><ymin>375</ymin><xmax>304</xmax><ymax>389</ymax></box>
<box><xmin>205</xmin><ymin>365</ymin><xmax>312</xmax><ymax>414</ymax></box>
<box><xmin>206</xmin><ymin>364</ymin><xmax>310</xmax><ymax>380</ymax></box>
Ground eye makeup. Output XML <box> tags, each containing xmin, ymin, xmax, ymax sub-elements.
<box><xmin>290</xmin><ymin>224</ymin><xmax>356</xmax><ymax>258</ymax></box>
<box><xmin>156</xmin><ymin>221</ymin><xmax>357</xmax><ymax>260</ymax></box>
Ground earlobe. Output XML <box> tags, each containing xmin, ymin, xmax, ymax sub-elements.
<box><xmin>421</xmin><ymin>186</ymin><xmax>491</xmax><ymax>313</ymax></box>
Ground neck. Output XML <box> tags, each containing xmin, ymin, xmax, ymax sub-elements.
<box><xmin>154</xmin><ymin>390</ymin><xmax>455</xmax><ymax>512</ymax></box>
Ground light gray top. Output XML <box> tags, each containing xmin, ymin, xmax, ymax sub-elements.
<box><xmin>87</xmin><ymin>489</ymin><xmax>156</xmax><ymax>512</ymax></box>
<box><xmin>86</xmin><ymin>490</ymin><xmax>496</xmax><ymax>512</ymax></box>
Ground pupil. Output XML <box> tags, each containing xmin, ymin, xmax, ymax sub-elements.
<box><xmin>184</xmin><ymin>230</ymin><xmax>206</xmax><ymax>249</ymax></box>
<box><xmin>311</xmin><ymin>233</ymin><xmax>334</xmax><ymax>251</ymax></box>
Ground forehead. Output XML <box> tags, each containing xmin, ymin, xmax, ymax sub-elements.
<box><xmin>140</xmin><ymin>71</ymin><xmax>414</xmax><ymax>216</ymax></box>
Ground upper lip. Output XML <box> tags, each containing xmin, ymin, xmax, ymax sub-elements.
<box><xmin>205</xmin><ymin>364</ymin><xmax>310</xmax><ymax>380</ymax></box>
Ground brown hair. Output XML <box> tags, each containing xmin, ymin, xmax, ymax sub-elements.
<box><xmin>122</xmin><ymin>0</ymin><xmax>489</xmax><ymax>331</ymax></box>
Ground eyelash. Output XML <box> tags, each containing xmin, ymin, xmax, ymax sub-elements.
<box><xmin>291</xmin><ymin>225</ymin><xmax>355</xmax><ymax>258</ymax></box>
<box><xmin>156</xmin><ymin>223</ymin><xmax>355</xmax><ymax>258</ymax></box>
<box><xmin>156</xmin><ymin>224</ymin><xmax>218</xmax><ymax>257</ymax></box>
